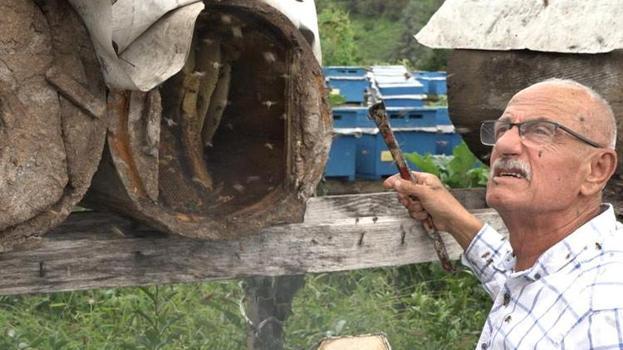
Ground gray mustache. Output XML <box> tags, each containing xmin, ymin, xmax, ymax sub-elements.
<box><xmin>491</xmin><ymin>158</ymin><xmax>532</xmax><ymax>180</ymax></box>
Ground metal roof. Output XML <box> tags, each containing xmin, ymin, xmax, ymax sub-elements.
<box><xmin>415</xmin><ymin>0</ymin><xmax>623</xmax><ymax>54</ymax></box>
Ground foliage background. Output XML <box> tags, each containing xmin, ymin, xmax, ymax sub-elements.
<box><xmin>316</xmin><ymin>0</ymin><xmax>448</xmax><ymax>69</ymax></box>
<box><xmin>0</xmin><ymin>1</ymin><xmax>492</xmax><ymax>349</ymax></box>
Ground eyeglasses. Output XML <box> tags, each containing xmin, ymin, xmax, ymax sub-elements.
<box><xmin>480</xmin><ymin>119</ymin><xmax>603</xmax><ymax>148</ymax></box>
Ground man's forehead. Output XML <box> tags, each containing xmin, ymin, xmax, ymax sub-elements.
<box><xmin>500</xmin><ymin>84</ymin><xmax>589</xmax><ymax>123</ymax></box>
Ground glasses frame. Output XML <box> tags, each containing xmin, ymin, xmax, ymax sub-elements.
<box><xmin>480</xmin><ymin>119</ymin><xmax>603</xmax><ymax>148</ymax></box>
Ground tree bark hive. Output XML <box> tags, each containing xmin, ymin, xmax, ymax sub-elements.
<box><xmin>0</xmin><ymin>0</ymin><xmax>107</xmax><ymax>252</ymax></box>
<box><xmin>85</xmin><ymin>0</ymin><xmax>332</xmax><ymax>240</ymax></box>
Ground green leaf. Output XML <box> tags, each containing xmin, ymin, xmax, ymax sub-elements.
<box><xmin>405</xmin><ymin>142</ymin><xmax>488</xmax><ymax>188</ymax></box>
<box><xmin>404</xmin><ymin>152</ymin><xmax>440</xmax><ymax>177</ymax></box>
<box><xmin>328</xmin><ymin>93</ymin><xmax>347</xmax><ymax>107</ymax></box>
<box><xmin>448</xmin><ymin>143</ymin><xmax>475</xmax><ymax>176</ymax></box>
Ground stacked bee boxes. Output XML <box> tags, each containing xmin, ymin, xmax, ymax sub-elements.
<box><xmin>323</xmin><ymin>65</ymin><xmax>462</xmax><ymax>180</ymax></box>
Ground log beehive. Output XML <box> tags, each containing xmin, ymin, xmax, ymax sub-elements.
<box><xmin>84</xmin><ymin>0</ymin><xmax>332</xmax><ymax>239</ymax></box>
<box><xmin>0</xmin><ymin>0</ymin><xmax>107</xmax><ymax>252</ymax></box>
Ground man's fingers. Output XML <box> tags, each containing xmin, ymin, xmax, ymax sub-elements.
<box><xmin>409</xmin><ymin>210</ymin><xmax>429</xmax><ymax>221</ymax></box>
<box><xmin>407</xmin><ymin>200</ymin><xmax>423</xmax><ymax>212</ymax></box>
<box><xmin>398</xmin><ymin>196</ymin><xmax>409</xmax><ymax>207</ymax></box>
<box><xmin>397</xmin><ymin>191</ymin><xmax>423</xmax><ymax>207</ymax></box>
<box><xmin>410</xmin><ymin>171</ymin><xmax>427</xmax><ymax>185</ymax></box>
<box><xmin>394</xmin><ymin>178</ymin><xmax>427</xmax><ymax>198</ymax></box>
<box><xmin>383</xmin><ymin>174</ymin><xmax>402</xmax><ymax>189</ymax></box>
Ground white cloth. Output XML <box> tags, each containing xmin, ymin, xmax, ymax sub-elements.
<box><xmin>415</xmin><ymin>0</ymin><xmax>623</xmax><ymax>54</ymax></box>
<box><xmin>463</xmin><ymin>205</ymin><xmax>623</xmax><ymax>349</ymax></box>
<box><xmin>261</xmin><ymin>0</ymin><xmax>322</xmax><ymax>63</ymax></box>
<box><xmin>67</xmin><ymin>0</ymin><xmax>321</xmax><ymax>91</ymax></box>
<box><xmin>67</xmin><ymin>0</ymin><xmax>204</xmax><ymax>91</ymax></box>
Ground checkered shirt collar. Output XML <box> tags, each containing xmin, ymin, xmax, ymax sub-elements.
<box><xmin>502</xmin><ymin>204</ymin><xmax>618</xmax><ymax>282</ymax></box>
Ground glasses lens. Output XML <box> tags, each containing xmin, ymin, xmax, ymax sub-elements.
<box><xmin>521</xmin><ymin>121</ymin><xmax>557</xmax><ymax>145</ymax></box>
<box><xmin>480</xmin><ymin>121</ymin><xmax>498</xmax><ymax>146</ymax></box>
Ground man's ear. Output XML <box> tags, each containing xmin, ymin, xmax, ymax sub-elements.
<box><xmin>580</xmin><ymin>149</ymin><xmax>618</xmax><ymax>196</ymax></box>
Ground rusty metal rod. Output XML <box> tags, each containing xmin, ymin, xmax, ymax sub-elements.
<box><xmin>368</xmin><ymin>102</ymin><xmax>455</xmax><ymax>272</ymax></box>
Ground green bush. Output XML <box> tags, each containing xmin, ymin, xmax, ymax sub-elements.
<box><xmin>405</xmin><ymin>142</ymin><xmax>489</xmax><ymax>188</ymax></box>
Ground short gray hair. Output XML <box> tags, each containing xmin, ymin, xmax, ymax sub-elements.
<box><xmin>535</xmin><ymin>78</ymin><xmax>617</xmax><ymax>149</ymax></box>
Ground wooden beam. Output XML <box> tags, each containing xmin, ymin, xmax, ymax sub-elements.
<box><xmin>0</xmin><ymin>190</ymin><xmax>505</xmax><ymax>296</ymax></box>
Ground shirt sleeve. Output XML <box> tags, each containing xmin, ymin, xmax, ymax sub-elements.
<box><xmin>561</xmin><ymin>309</ymin><xmax>623</xmax><ymax>349</ymax></box>
<box><xmin>461</xmin><ymin>223</ymin><xmax>513</xmax><ymax>300</ymax></box>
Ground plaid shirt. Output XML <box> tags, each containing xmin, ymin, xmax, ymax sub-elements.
<box><xmin>462</xmin><ymin>205</ymin><xmax>623</xmax><ymax>349</ymax></box>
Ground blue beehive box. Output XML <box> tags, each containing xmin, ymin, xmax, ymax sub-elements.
<box><xmin>414</xmin><ymin>71</ymin><xmax>447</xmax><ymax>79</ymax></box>
<box><xmin>436</xmin><ymin>132</ymin><xmax>463</xmax><ymax>155</ymax></box>
<box><xmin>434</xmin><ymin>107</ymin><xmax>461</xmax><ymax>155</ymax></box>
<box><xmin>414</xmin><ymin>71</ymin><xmax>448</xmax><ymax>95</ymax></box>
<box><xmin>377</xmin><ymin>82</ymin><xmax>426</xmax><ymax>96</ymax></box>
<box><xmin>428</xmin><ymin>78</ymin><xmax>447</xmax><ymax>95</ymax></box>
<box><xmin>326</xmin><ymin>76</ymin><xmax>370</xmax><ymax>104</ymax></box>
<box><xmin>356</xmin><ymin>129</ymin><xmax>439</xmax><ymax>179</ymax></box>
<box><xmin>417</xmin><ymin>79</ymin><xmax>430</xmax><ymax>93</ymax></box>
<box><xmin>332</xmin><ymin>106</ymin><xmax>374</xmax><ymax>128</ymax></box>
<box><xmin>435</xmin><ymin>107</ymin><xmax>452</xmax><ymax>125</ymax></box>
<box><xmin>382</xmin><ymin>95</ymin><xmax>426</xmax><ymax>108</ymax></box>
<box><xmin>324</xmin><ymin>133</ymin><xmax>358</xmax><ymax>180</ymax></box>
<box><xmin>324</xmin><ymin>66</ymin><xmax>367</xmax><ymax>78</ymax></box>
<box><xmin>385</xmin><ymin>107</ymin><xmax>437</xmax><ymax>128</ymax></box>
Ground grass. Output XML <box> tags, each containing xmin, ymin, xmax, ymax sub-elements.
<box><xmin>0</xmin><ymin>282</ymin><xmax>246</xmax><ymax>349</ymax></box>
<box><xmin>0</xmin><ymin>263</ymin><xmax>491</xmax><ymax>349</ymax></box>
<box><xmin>286</xmin><ymin>264</ymin><xmax>491</xmax><ymax>349</ymax></box>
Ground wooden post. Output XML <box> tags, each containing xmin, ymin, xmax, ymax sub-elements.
<box><xmin>244</xmin><ymin>275</ymin><xmax>305</xmax><ymax>350</ymax></box>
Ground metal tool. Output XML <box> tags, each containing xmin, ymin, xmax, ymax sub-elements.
<box><xmin>368</xmin><ymin>102</ymin><xmax>455</xmax><ymax>272</ymax></box>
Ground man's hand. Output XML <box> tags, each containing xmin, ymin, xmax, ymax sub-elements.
<box><xmin>383</xmin><ymin>171</ymin><xmax>484</xmax><ymax>250</ymax></box>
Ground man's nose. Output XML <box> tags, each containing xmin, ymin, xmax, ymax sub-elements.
<box><xmin>494</xmin><ymin>125</ymin><xmax>523</xmax><ymax>154</ymax></box>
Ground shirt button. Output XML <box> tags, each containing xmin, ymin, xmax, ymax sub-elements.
<box><xmin>534</xmin><ymin>273</ymin><xmax>541</xmax><ymax>280</ymax></box>
<box><xmin>481</xmin><ymin>342</ymin><xmax>488</xmax><ymax>349</ymax></box>
<box><xmin>503</xmin><ymin>292</ymin><xmax>511</xmax><ymax>306</ymax></box>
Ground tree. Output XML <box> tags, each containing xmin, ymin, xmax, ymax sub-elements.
<box><xmin>393</xmin><ymin>0</ymin><xmax>448</xmax><ymax>71</ymax></box>
<box><xmin>317</xmin><ymin>7</ymin><xmax>361</xmax><ymax>65</ymax></box>
<box><xmin>350</xmin><ymin>0</ymin><xmax>409</xmax><ymax>20</ymax></box>
<box><xmin>317</xmin><ymin>0</ymin><xmax>409</xmax><ymax>20</ymax></box>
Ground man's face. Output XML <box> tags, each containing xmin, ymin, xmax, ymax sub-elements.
<box><xmin>485</xmin><ymin>84</ymin><xmax>592</xmax><ymax>214</ymax></box>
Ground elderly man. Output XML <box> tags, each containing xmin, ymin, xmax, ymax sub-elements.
<box><xmin>384</xmin><ymin>79</ymin><xmax>620</xmax><ymax>349</ymax></box>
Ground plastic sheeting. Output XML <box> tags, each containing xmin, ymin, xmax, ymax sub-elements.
<box><xmin>415</xmin><ymin>0</ymin><xmax>623</xmax><ymax>54</ymax></box>
<box><xmin>68</xmin><ymin>0</ymin><xmax>321</xmax><ymax>91</ymax></box>
<box><xmin>68</xmin><ymin>0</ymin><xmax>204</xmax><ymax>91</ymax></box>
<box><xmin>262</xmin><ymin>0</ymin><xmax>323</xmax><ymax>63</ymax></box>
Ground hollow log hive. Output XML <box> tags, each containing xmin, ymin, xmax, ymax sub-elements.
<box><xmin>84</xmin><ymin>0</ymin><xmax>332</xmax><ymax>240</ymax></box>
<box><xmin>0</xmin><ymin>0</ymin><xmax>332</xmax><ymax>250</ymax></box>
<box><xmin>0</xmin><ymin>0</ymin><xmax>107</xmax><ymax>252</ymax></box>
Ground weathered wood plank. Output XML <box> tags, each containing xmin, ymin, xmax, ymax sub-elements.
<box><xmin>0</xmin><ymin>192</ymin><xmax>504</xmax><ymax>296</ymax></box>
<box><xmin>305</xmin><ymin>188</ymin><xmax>487</xmax><ymax>223</ymax></box>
